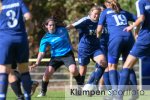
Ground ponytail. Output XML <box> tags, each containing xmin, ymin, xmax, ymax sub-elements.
<box><xmin>106</xmin><ymin>0</ymin><xmax>121</xmax><ymax>13</ymax></box>
<box><xmin>0</xmin><ymin>0</ymin><xmax>2</xmax><ymax>13</ymax></box>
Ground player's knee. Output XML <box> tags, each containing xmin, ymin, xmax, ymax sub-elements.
<box><xmin>0</xmin><ymin>64</ymin><xmax>11</xmax><ymax>74</ymax></box>
<box><xmin>108</xmin><ymin>64</ymin><xmax>117</xmax><ymax>70</ymax></box>
<box><xmin>69</xmin><ymin>64</ymin><xmax>78</xmax><ymax>74</ymax></box>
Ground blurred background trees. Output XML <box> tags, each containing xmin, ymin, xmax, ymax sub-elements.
<box><xmin>24</xmin><ymin>0</ymin><xmax>137</xmax><ymax>58</ymax></box>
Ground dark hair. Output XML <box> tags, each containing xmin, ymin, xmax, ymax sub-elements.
<box><xmin>42</xmin><ymin>16</ymin><xmax>66</xmax><ymax>32</ymax></box>
<box><xmin>42</xmin><ymin>17</ymin><xmax>55</xmax><ymax>32</ymax></box>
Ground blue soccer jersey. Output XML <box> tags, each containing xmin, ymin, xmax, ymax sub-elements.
<box><xmin>72</xmin><ymin>16</ymin><xmax>103</xmax><ymax>65</ymax></box>
<box><xmin>39</xmin><ymin>27</ymin><xmax>72</xmax><ymax>57</ymax></box>
<box><xmin>99</xmin><ymin>8</ymin><xmax>137</xmax><ymax>39</ymax></box>
<box><xmin>98</xmin><ymin>9</ymin><xmax>137</xmax><ymax>63</ymax></box>
<box><xmin>130</xmin><ymin>0</ymin><xmax>150</xmax><ymax>57</ymax></box>
<box><xmin>0</xmin><ymin>0</ymin><xmax>29</xmax><ymax>34</ymax></box>
<box><xmin>0</xmin><ymin>0</ymin><xmax>30</xmax><ymax>64</ymax></box>
<box><xmin>72</xmin><ymin>16</ymin><xmax>100</xmax><ymax>51</ymax></box>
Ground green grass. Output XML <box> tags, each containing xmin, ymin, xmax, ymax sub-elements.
<box><xmin>6</xmin><ymin>89</ymin><xmax>150</xmax><ymax>100</ymax></box>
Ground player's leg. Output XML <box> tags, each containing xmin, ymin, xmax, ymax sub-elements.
<box><xmin>17</xmin><ymin>40</ymin><xmax>32</xmax><ymax>100</ymax></box>
<box><xmin>37</xmin><ymin>58</ymin><xmax>62</xmax><ymax>97</ymax></box>
<box><xmin>0</xmin><ymin>39</ymin><xmax>14</xmax><ymax>99</ymax></box>
<box><xmin>0</xmin><ymin>65</ymin><xmax>10</xmax><ymax>100</ymax></box>
<box><xmin>117</xmin><ymin>55</ymin><xmax>137</xmax><ymax>100</ymax></box>
<box><xmin>117</xmin><ymin>39</ymin><xmax>150</xmax><ymax>100</ymax></box>
<box><xmin>9</xmin><ymin>60</ymin><xmax>24</xmax><ymax>100</ymax></box>
<box><xmin>9</xmin><ymin>70</ymin><xmax>24</xmax><ymax>100</ymax></box>
<box><xmin>18</xmin><ymin>63</ymin><xmax>32</xmax><ymax>100</ymax></box>
<box><xmin>93</xmin><ymin>53</ymin><xmax>106</xmax><ymax>85</ymax></box>
<box><xmin>108</xmin><ymin>37</ymin><xmax>123</xmax><ymax>92</ymax></box>
<box><xmin>37</xmin><ymin>66</ymin><xmax>55</xmax><ymax>97</ymax></box>
<box><xmin>62</xmin><ymin>51</ymin><xmax>82</xmax><ymax>85</ymax></box>
<box><xmin>103</xmin><ymin>67</ymin><xmax>111</xmax><ymax>91</ymax></box>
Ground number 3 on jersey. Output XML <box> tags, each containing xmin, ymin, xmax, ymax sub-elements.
<box><xmin>6</xmin><ymin>10</ymin><xmax>18</xmax><ymax>28</ymax></box>
<box><xmin>112</xmin><ymin>14</ymin><xmax>127</xmax><ymax>26</ymax></box>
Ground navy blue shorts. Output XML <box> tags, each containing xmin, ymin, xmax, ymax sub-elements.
<box><xmin>130</xmin><ymin>30</ymin><xmax>150</xmax><ymax>58</ymax></box>
<box><xmin>78</xmin><ymin>48</ymin><xmax>103</xmax><ymax>66</ymax></box>
<box><xmin>0</xmin><ymin>34</ymin><xmax>29</xmax><ymax>65</ymax></box>
<box><xmin>108</xmin><ymin>35</ymin><xmax>134</xmax><ymax>64</ymax></box>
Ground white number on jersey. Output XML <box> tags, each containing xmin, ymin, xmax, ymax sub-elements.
<box><xmin>112</xmin><ymin>14</ymin><xmax>127</xmax><ymax>26</ymax></box>
<box><xmin>6</xmin><ymin>10</ymin><xmax>18</xmax><ymax>28</ymax></box>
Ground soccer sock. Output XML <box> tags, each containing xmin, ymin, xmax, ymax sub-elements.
<box><xmin>0</xmin><ymin>73</ymin><xmax>8</xmax><ymax>100</ymax></box>
<box><xmin>109</xmin><ymin>70</ymin><xmax>118</xmax><ymax>90</ymax></box>
<box><xmin>93</xmin><ymin>64</ymin><xmax>105</xmax><ymax>85</ymax></box>
<box><xmin>87</xmin><ymin>71</ymin><xmax>95</xmax><ymax>84</ymax></box>
<box><xmin>103</xmin><ymin>72</ymin><xmax>111</xmax><ymax>90</ymax></box>
<box><xmin>21</xmin><ymin>72</ymin><xmax>32</xmax><ymax>100</ymax></box>
<box><xmin>129</xmin><ymin>69</ymin><xmax>138</xmax><ymax>92</ymax></box>
<box><xmin>118</xmin><ymin>68</ymin><xmax>130</xmax><ymax>98</ymax></box>
<box><xmin>80</xmin><ymin>76</ymin><xmax>85</xmax><ymax>85</ymax></box>
<box><xmin>10</xmin><ymin>80</ymin><xmax>23</xmax><ymax>98</ymax></box>
<box><xmin>73</xmin><ymin>74</ymin><xmax>83</xmax><ymax>85</ymax></box>
<box><xmin>41</xmin><ymin>80</ymin><xmax>49</xmax><ymax>93</ymax></box>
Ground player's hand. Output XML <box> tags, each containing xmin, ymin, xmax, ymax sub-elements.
<box><xmin>123</xmin><ymin>25</ymin><xmax>133</xmax><ymax>32</ymax></box>
<box><xmin>29</xmin><ymin>63</ymin><xmax>38</xmax><ymax>71</ymax></box>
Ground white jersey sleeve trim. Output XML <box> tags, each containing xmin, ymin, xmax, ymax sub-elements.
<box><xmin>72</xmin><ymin>16</ymin><xmax>88</xmax><ymax>27</ymax></box>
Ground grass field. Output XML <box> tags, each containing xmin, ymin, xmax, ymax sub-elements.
<box><xmin>6</xmin><ymin>88</ymin><xmax>150</xmax><ymax>100</ymax></box>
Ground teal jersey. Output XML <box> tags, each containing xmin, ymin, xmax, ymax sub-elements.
<box><xmin>39</xmin><ymin>27</ymin><xmax>72</xmax><ymax>57</ymax></box>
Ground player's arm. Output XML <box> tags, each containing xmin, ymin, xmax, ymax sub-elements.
<box><xmin>66</xmin><ymin>17</ymin><xmax>86</xmax><ymax>30</ymax></box>
<box><xmin>133</xmin><ymin>24</ymin><xmax>140</xmax><ymax>40</ymax></box>
<box><xmin>30</xmin><ymin>38</ymin><xmax>47</xmax><ymax>70</ymax></box>
<box><xmin>96</xmin><ymin>25</ymin><xmax>103</xmax><ymax>38</ymax></box>
<box><xmin>123</xmin><ymin>1</ymin><xmax>145</xmax><ymax>32</ymax></box>
<box><xmin>24</xmin><ymin>12</ymin><xmax>32</xmax><ymax>21</ymax></box>
<box><xmin>124</xmin><ymin>15</ymin><xmax>144</xmax><ymax>32</ymax></box>
<box><xmin>66</xmin><ymin>24</ymin><xmax>74</xmax><ymax>30</ymax></box>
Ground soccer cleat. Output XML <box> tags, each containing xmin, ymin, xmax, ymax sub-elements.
<box><xmin>30</xmin><ymin>81</ymin><xmax>39</xmax><ymax>96</ymax></box>
<box><xmin>37</xmin><ymin>92</ymin><xmax>46</xmax><ymax>97</ymax></box>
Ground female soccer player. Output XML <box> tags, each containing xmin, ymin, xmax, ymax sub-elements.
<box><xmin>97</xmin><ymin>0</ymin><xmax>137</xmax><ymax>96</ymax></box>
<box><xmin>0</xmin><ymin>0</ymin><xmax>32</xmax><ymax>99</ymax></box>
<box><xmin>117</xmin><ymin>0</ymin><xmax>150</xmax><ymax>100</ymax></box>
<box><xmin>85</xmin><ymin>4</ymin><xmax>111</xmax><ymax>90</ymax></box>
<box><xmin>30</xmin><ymin>17</ymin><xmax>82</xmax><ymax>97</ymax></box>
<box><xmin>67</xmin><ymin>5</ymin><xmax>107</xmax><ymax>86</ymax></box>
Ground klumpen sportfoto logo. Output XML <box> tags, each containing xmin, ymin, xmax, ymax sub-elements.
<box><xmin>65</xmin><ymin>85</ymin><xmax>147</xmax><ymax>97</ymax></box>
<box><xmin>69</xmin><ymin>88</ymin><xmax>145</xmax><ymax>96</ymax></box>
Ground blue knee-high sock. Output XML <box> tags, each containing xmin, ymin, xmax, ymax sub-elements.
<box><xmin>129</xmin><ymin>69</ymin><xmax>137</xmax><ymax>91</ymax></box>
<box><xmin>0</xmin><ymin>73</ymin><xmax>8</xmax><ymax>100</ymax></box>
<box><xmin>21</xmin><ymin>72</ymin><xmax>32</xmax><ymax>100</ymax></box>
<box><xmin>87</xmin><ymin>71</ymin><xmax>95</xmax><ymax>84</ymax></box>
<box><xmin>93</xmin><ymin>64</ymin><xmax>105</xmax><ymax>85</ymax></box>
<box><xmin>118</xmin><ymin>68</ymin><xmax>130</xmax><ymax>91</ymax></box>
<box><xmin>109</xmin><ymin>70</ymin><xmax>118</xmax><ymax>90</ymax></box>
<box><xmin>103</xmin><ymin>72</ymin><xmax>111</xmax><ymax>90</ymax></box>
<box><xmin>118</xmin><ymin>68</ymin><xmax>130</xmax><ymax>99</ymax></box>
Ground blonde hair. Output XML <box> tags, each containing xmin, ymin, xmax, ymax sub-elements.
<box><xmin>0</xmin><ymin>0</ymin><xmax>2</xmax><ymax>13</ymax></box>
<box><xmin>89</xmin><ymin>5</ymin><xmax>101</xmax><ymax>15</ymax></box>
<box><xmin>107</xmin><ymin>0</ymin><xmax>121</xmax><ymax>13</ymax></box>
